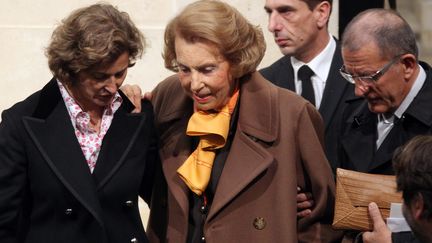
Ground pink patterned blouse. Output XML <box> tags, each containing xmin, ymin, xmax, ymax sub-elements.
<box><xmin>57</xmin><ymin>81</ymin><xmax>122</xmax><ymax>173</ymax></box>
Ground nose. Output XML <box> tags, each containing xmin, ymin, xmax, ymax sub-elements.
<box><xmin>190</xmin><ymin>71</ymin><xmax>203</xmax><ymax>92</ymax></box>
<box><xmin>354</xmin><ymin>81</ymin><xmax>371</xmax><ymax>97</ymax></box>
<box><xmin>268</xmin><ymin>12</ymin><xmax>282</xmax><ymax>33</ymax></box>
<box><xmin>104</xmin><ymin>76</ymin><xmax>120</xmax><ymax>94</ymax></box>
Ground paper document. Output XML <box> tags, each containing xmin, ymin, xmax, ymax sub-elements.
<box><xmin>387</xmin><ymin>203</ymin><xmax>412</xmax><ymax>232</ymax></box>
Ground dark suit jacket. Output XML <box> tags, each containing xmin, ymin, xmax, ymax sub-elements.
<box><xmin>339</xmin><ymin>62</ymin><xmax>432</xmax><ymax>174</ymax></box>
<box><xmin>147</xmin><ymin>72</ymin><xmax>338</xmax><ymax>243</ymax></box>
<box><xmin>260</xmin><ymin>41</ymin><xmax>355</xmax><ymax>172</ymax></box>
<box><xmin>0</xmin><ymin>78</ymin><xmax>158</xmax><ymax>243</ymax></box>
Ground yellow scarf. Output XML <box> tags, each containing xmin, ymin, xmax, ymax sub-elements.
<box><xmin>177</xmin><ymin>90</ymin><xmax>239</xmax><ymax>195</ymax></box>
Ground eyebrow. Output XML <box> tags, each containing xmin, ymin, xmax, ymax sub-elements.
<box><xmin>91</xmin><ymin>68</ymin><xmax>127</xmax><ymax>79</ymax></box>
<box><xmin>343</xmin><ymin>67</ymin><xmax>378</xmax><ymax>78</ymax></box>
<box><xmin>96</xmin><ymin>66</ymin><xmax>128</xmax><ymax>75</ymax></box>
<box><xmin>264</xmin><ymin>6</ymin><xmax>272</xmax><ymax>13</ymax></box>
<box><xmin>177</xmin><ymin>61</ymin><xmax>217</xmax><ymax>70</ymax></box>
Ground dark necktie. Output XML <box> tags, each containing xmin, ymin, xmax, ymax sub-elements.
<box><xmin>298</xmin><ymin>65</ymin><xmax>315</xmax><ymax>106</ymax></box>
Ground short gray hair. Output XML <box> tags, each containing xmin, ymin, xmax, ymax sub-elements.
<box><xmin>342</xmin><ymin>9</ymin><xmax>418</xmax><ymax>60</ymax></box>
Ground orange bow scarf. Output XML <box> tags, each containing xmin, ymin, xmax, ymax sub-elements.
<box><xmin>177</xmin><ymin>90</ymin><xmax>239</xmax><ymax>195</ymax></box>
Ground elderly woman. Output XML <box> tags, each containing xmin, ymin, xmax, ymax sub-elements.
<box><xmin>0</xmin><ymin>4</ymin><xmax>157</xmax><ymax>243</ymax></box>
<box><xmin>144</xmin><ymin>1</ymin><xmax>337</xmax><ymax>242</ymax></box>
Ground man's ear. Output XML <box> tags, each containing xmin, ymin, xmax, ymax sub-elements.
<box><xmin>411</xmin><ymin>193</ymin><xmax>425</xmax><ymax>220</ymax></box>
<box><xmin>400</xmin><ymin>53</ymin><xmax>417</xmax><ymax>81</ymax></box>
<box><xmin>314</xmin><ymin>1</ymin><xmax>331</xmax><ymax>29</ymax></box>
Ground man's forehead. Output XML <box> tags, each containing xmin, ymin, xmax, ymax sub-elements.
<box><xmin>342</xmin><ymin>40</ymin><xmax>380</xmax><ymax>58</ymax></box>
<box><xmin>265</xmin><ymin>0</ymin><xmax>302</xmax><ymax>7</ymax></box>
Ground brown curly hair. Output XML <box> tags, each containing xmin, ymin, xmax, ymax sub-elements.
<box><xmin>46</xmin><ymin>3</ymin><xmax>145</xmax><ymax>84</ymax></box>
<box><xmin>163</xmin><ymin>0</ymin><xmax>266</xmax><ymax>79</ymax></box>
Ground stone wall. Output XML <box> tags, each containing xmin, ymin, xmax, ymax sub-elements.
<box><xmin>0</xmin><ymin>0</ymin><xmax>339</xmax><ymax>114</ymax></box>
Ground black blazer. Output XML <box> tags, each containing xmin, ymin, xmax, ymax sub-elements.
<box><xmin>260</xmin><ymin>40</ymin><xmax>355</xmax><ymax>172</ymax></box>
<box><xmin>0</xmin><ymin>78</ymin><xmax>158</xmax><ymax>243</ymax></box>
<box><xmin>339</xmin><ymin>62</ymin><xmax>432</xmax><ymax>174</ymax></box>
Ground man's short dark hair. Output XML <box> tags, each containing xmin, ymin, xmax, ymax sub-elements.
<box><xmin>301</xmin><ymin>0</ymin><xmax>332</xmax><ymax>10</ymax></box>
<box><xmin>342</xmin><ymin>8</ymin><xmax>418</xmax><ymax>60</ymax></box>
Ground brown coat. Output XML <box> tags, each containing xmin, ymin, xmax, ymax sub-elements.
<box><xmin>147</xmin><ymin>72</ymin><xmax>337</xmax><ymax>243</ymax></box>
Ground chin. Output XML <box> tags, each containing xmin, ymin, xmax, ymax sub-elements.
<box><xmin>280</xmin><ymin>47</ymin><xmax>296</xmax><ymax>56</ymax></box>
<box><xmin>368</xmin><ymin>103</ymin><xmax>391</xmax><ymax>114</ymax></box>
<box><xmin>195</xmin><ymin>102</ymin><xmax>223</xmax><ymax>112</ymax></box>
<box><xmin>96</xmin><ymin>100</ymin><xmax>109</xmax><ymax>106</ymax></box>
<box><xmin>195</xmin><ymin>103</ymin><xmax>212</xmax><ymax>111</ymax></box>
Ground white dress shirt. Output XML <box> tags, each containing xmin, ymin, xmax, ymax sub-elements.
<box><xmin>291</xmin><ymin>34</ymin><xmax>336</xmax><ymax>109</ymax></box>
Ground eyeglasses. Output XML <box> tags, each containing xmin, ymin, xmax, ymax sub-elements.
<box><xmin>339</xmin><ymin>55</ymin><xmax>402</xmax><ymax>84</ymax></box>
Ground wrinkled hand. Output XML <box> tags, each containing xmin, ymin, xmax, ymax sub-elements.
<box><xmin>297</xmin><ymin>186</ymin><xmax>314</xmax><ymax>218</ymax></box>
<box><xmin>362</xmin><ymin>202</ymin><xmax>392</xmax><ymax>243</ymax></box>
<box><xmin>120</xmin><ymin>84</ymin><xmax>144</xmax><ymax>113</ymax></box>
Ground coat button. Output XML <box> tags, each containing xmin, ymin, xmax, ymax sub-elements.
<box><xmin>253</xmin><ymin>217</ymin><xmax>266</xmax><ymax>230</ymax></box>
<box><xmin>65</xmin><ymin>208</ymin><xmax>73</xmax><ymax>216</ymax></box>
<box><xmin>130</xmin><ymin>237</ymin><xmax>138</xmax><ymax>243</ymax></box>
<box><xmin>201</xmin><ymin>236</ymin><xmax>205</xmax><ymax>242</ymax></box>
<box><xmin>125</xmin><ymin>200</ymin><xmax>134</xmax><ymax>207</ymax></box>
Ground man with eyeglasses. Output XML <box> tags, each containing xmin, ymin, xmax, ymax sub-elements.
<box><xmin>338</xmin><ymin>8</ymin><xmax>432</xmax><ymax>176</ymax></box>
<box><xmin>337</xmin><ymin>8</ymin><xmax>432</xmax><ymax>241</ymax></box>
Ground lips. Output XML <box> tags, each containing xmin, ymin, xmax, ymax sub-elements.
<box><xmin>192</xmin><ymin>93</ymin><xmax>211</xmax><ymax>103</ymax></box>
<box><xmin>367</xmin><ymin>97</ymin><xmax>383</xmax><ymax>105</ymax></box>
<box><xmin>97</xmin><ymin>95</ymin><xmax>114</xmax><ymax>102</ymax></box>
<box><xmin>275</xmin><ymin>36</ymin><xmax>291</xmax><ymax>46</ymax></box>
<box><xmin>275</xmin><ymin>38</ymin><xmax>288</xmax><ymax>46</ymax></box>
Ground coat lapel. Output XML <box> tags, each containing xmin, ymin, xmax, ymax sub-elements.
<box><xmin>207</xmin><ymin>131</ymin><xmax>273</xmax><ymax>221</ymax></box>
<box><xmin>92</xmin><ymin>93</ymin><xmax>147</xmax><ymax>189</ymax></box>
<box><xmin>22</xmin><ymin>79</ymin><xmax>104</xmax><ymax>227</ymax></box>
<box><xmin>208</xmin><ymin>73</ymin><xmax>278</xmax><ymax>221</ymax></box>
<box><xmin>341</xmin><ymin>102</ymin><xmax>377</xmax><ymax>172</ymax></box>
<box><xmin>157</xmin><ymin>89</ymin><xmax>194</xmax><ymax>219</ymax></box>
<box><xmin>163</xmin><ymin>123</ymin><xmax>193</xmax><ymax>219</ymax></box>
<box><xmin>370</xmin><ymin>123</ymin><xmax>406</xmax><ymax>171</ymax></box>
<box><xmin>273</xmin><ymin>56</ymin><xmax>296</xmax><ymax>91</ymax></box>
<box><xmin>163</xmin><ymin>145</ymin><xmax>190</xmax><ymax>219</ymax></box>
<box><xmin>319</xmin><ymin>43</ymin><xmax>354</xmax><ymax>130</ymax></box>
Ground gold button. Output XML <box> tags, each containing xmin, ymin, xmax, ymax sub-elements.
<box><xmin>253</xmin><ymin>217</ymin><xmax>266</xmax><ymax>230</ymax></box>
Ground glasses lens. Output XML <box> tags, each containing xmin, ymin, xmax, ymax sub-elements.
<box><xmin>339</xmin><ymin>69</ymin><xmax>355</xmax><ymax>84</ymax></box>
<box><xmin>346</xmin><ymin>75</ymin><xmax>355</xmax><ymax>84</ymax></box>
<box><xmin>357</xmin><ymin>76</ymin><xmax>374</xmax><ymax>84</ymax></box>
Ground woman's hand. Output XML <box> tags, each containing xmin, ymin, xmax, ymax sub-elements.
<box><xmin>120</xmin><ymin>84</ymin><xmax>152</xmax><ymax>113</ymax></box>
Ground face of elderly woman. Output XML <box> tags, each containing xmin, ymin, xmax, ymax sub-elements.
<box><xmin>67</xmin><ymin>52</ymin><xmax>129</xmax><ymax>113</ymax></box>
<box><xmin>175</xmin><ymin>37</ymin><xmax>235</xmax><ymax>111</ymax></box>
